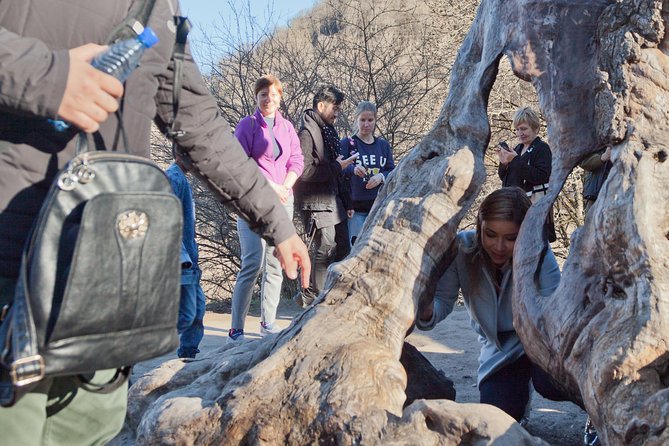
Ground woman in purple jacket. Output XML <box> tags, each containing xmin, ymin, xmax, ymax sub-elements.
<box><xmin>229</xmin><ymin>75</ymin><xmax>304</xmax><ymax>341</ymax></box>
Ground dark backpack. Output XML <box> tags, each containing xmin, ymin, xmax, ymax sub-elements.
<box><xmin>0</xmin><ymin>135</ymin><xmax>182</xmax><ymax>406</ymax></box>
<box><xmin>0</xmin><ymin>1</ymin><xmax>191</xmax><ymax>406</ymax></box>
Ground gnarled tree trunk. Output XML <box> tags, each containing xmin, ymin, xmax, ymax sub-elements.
<box><xmin>123</xmin><ymin>1</ymin><xmax>669</xmax><ymax>444</ymax></box>
<box><xmin>513</xmin><ymin>1</ymin><xmax>669</xmax><ymax>445</ymax></box>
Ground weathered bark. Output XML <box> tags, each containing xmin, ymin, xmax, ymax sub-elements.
<box><xmin>379</xmin><ymin>399</ymin><xmax>549</xmax><ymax>445</ymax></box>
<box><xmin>512</xmin><ymin>1</ymin><xmax>669</xmax><ymax>445</ymax></box>
<box><xmin>123</xmin><ymin>0</ymin><xmax>669</xmax><ymax>444</ymax></box>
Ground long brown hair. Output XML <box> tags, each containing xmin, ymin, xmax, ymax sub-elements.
<box><xmin>465</xmin><ymin>187</ymin><xmax>531</xmax><ymax>284</ymax></box>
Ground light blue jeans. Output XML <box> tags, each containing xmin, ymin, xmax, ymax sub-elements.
<box><xmin>231</xmin><ymin>198</ymin><xmax>293</xmax><ymax>330</ymax></box>
<box><xmin>348</xmin><ymin>211</ymin><xmax>369</xmax><ymax>244</ymax></box>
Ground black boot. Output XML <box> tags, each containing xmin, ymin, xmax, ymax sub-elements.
<box><xmin>293</xmin><ymin>287</ymin><xmax>318</xmax><ymax>308</ymax></box>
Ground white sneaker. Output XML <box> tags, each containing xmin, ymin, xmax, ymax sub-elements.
<box><xmin>260</xmin><ymin>322</ymin><xmax>282</xmax><ymax>336</ymax></box>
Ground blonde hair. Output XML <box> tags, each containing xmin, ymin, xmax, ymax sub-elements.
<box><xmin>512</xmin><ymin>106</ymin><xmax>541</xmax><ymax>132</ymax></box>
<box><xmin>354</xmin><ymin>101</ymin><xmax>377</xmax><ymax>118</ymax></box>
<box><xmin>353</xmin><ymin>101</ymin><xmax>377</xmax><ymax>135</ymax></box>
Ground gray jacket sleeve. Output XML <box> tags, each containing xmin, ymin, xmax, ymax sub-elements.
<box><xmin>579</xmin><ymin>151</ymin><xmax>605</xmax><ymax>172</ymax></box>
<box><xmin>153</xmin><ymin>45</ymin><xmax>295</xmax><ymax>246</ymax></box>
<box><xmin>416</xmin><ymin>260</ymin><xmax>460</xmax><ymax>331</ymax></box>
<box><xmin>0</xmin><ymin>28</ymin><xmax>68</xmax><ymax>119</ymax></box>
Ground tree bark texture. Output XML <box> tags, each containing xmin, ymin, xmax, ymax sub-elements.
<box><xmin>508</xmin><ymin>1</ymin><xmax>669</xmax><ymax>445</ymax></box>
<box><xmin>125</xmin><ymin>1</ymin><xmax>669</xmax><ymax>444</ymax></box>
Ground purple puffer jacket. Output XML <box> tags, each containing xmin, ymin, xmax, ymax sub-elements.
<box><xmin>234</xmin><ymin>109</ymin><xmax>304</xmax><ymax>190</ymax></box>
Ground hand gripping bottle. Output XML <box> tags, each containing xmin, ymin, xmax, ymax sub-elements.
<box><xmin>51</xmin><ymin>27</ymin><xmax>159</xmax><ymax>131</ymax></box>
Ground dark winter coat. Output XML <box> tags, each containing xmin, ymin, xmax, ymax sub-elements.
<box><xmin>294</xmin><ymin>109</ymin><xmax>349</xmax><ymax>228</ymax></box>
<box><xmin>498</xmin><ymin>137</ymin><xmax>552</xmax><ymax>193</ymax></box>
<box><xmin>498</xmin><ymin>136</ymin><xmax>556</xmax><ymax>242</ymax></box>
<box><xmin>0</xmin><ymin>0</ymin><xmax>295</xmax><ymax>277</ymax></box>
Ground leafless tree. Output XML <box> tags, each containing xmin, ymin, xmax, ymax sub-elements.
<box><xmin>178</xmin><ymin>0</ymin><xmax>590</xmax><ymax>305</ymax></box>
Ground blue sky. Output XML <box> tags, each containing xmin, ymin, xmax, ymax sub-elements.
<box><xmin>181</xmin><ymin>0</ymin><xmax>318</xmax><ymax>68</ymax></box>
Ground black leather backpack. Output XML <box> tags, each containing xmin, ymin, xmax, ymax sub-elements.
<box><xmin>0</xmin><ymin>0</ymin><xmax>191</xmax><ymax>406</ymax></box>
<box><xmin>0</xmin><ymin>135</ymin><xmax>182</xmax><ymax>406</ymax></box>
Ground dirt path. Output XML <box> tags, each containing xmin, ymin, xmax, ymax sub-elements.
<box><xmin>125</xmin><ymin>300</ymin><xmax>587</xmax><ymax>445</ymax></box>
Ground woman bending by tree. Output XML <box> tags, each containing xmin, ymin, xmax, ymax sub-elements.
<box><xmin>417</xmin><ymin>187</ymin><xmax>573</xmax><ymax>422</ymax></box>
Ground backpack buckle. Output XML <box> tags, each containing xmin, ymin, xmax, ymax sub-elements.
<box><xmin>10</xmin><ymin>355</ymin><xmax>45</xmax><ymax>387</ymax></box>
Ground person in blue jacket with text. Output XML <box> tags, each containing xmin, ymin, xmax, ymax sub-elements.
<box><xmin>340</xmin><ymin>101</ymin><xmax>395</xmax><ymax>245</ymax></box>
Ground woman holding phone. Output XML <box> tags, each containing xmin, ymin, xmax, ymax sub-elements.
<box><xmin>496</xmin><ymin>106</ymin><xmax>555</xmax><ymax>241</ymax></box>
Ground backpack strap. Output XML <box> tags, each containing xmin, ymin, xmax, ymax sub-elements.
<box><xmin>75</xmin><ymin>367</ymin><xmax>132</xmax><ymax>394</ymax></box>
<box><xmin>0</xmin><ymin>250</ymin><xmax>45</xmax><ymax>406</ymax></box>
<box><xmin>106</xmin><ymin>0</ymin><xmax>158</xmax><ymax>43</ymax></box>
<box><xmin>105</xmin><ymin>0</ymin><xmax>157</xmax><ymax>152</ymax></box>
<box><xmin>168</xmin><ymin>15</ymin><xmax>192</xmax><ymax>158</ymax></box>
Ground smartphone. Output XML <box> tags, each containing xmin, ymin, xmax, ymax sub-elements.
<box><xmin>498</xmin><ymin>141</ymin><xmax>510</xmax><ymax>151</ymax></box>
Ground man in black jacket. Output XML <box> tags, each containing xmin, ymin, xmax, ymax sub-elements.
<box><xmin>294</xmin><ymin>86</ymin><xmax>357</xmax><ymax>306</ymax></box>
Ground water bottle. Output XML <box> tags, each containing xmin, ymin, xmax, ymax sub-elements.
<box><xmin>50</xmin><ymin>27</ymin><xmax>159</xmax><ymax>131</ymax></box>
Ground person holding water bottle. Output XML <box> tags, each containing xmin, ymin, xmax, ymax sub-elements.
<box><xmin>48</xmin><ymin>27</ymin><xmax>159</xmax><ymax>131</ymax></box>
<box><xmin>0</xmin><ymin>1</ymin><xmax>310</xmax><ymax>443</ymax></box>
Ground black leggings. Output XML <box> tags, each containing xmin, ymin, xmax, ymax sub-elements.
<box><xmin>479</xmin><ymin>355</ymin><xmax>568</xmax><ymax>421</ymax></box>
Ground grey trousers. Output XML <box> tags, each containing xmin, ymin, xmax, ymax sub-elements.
<box><xmin>230</xmin><ymin>198</ymin><xmax>293</xmax><ymax>330</ymax></box>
